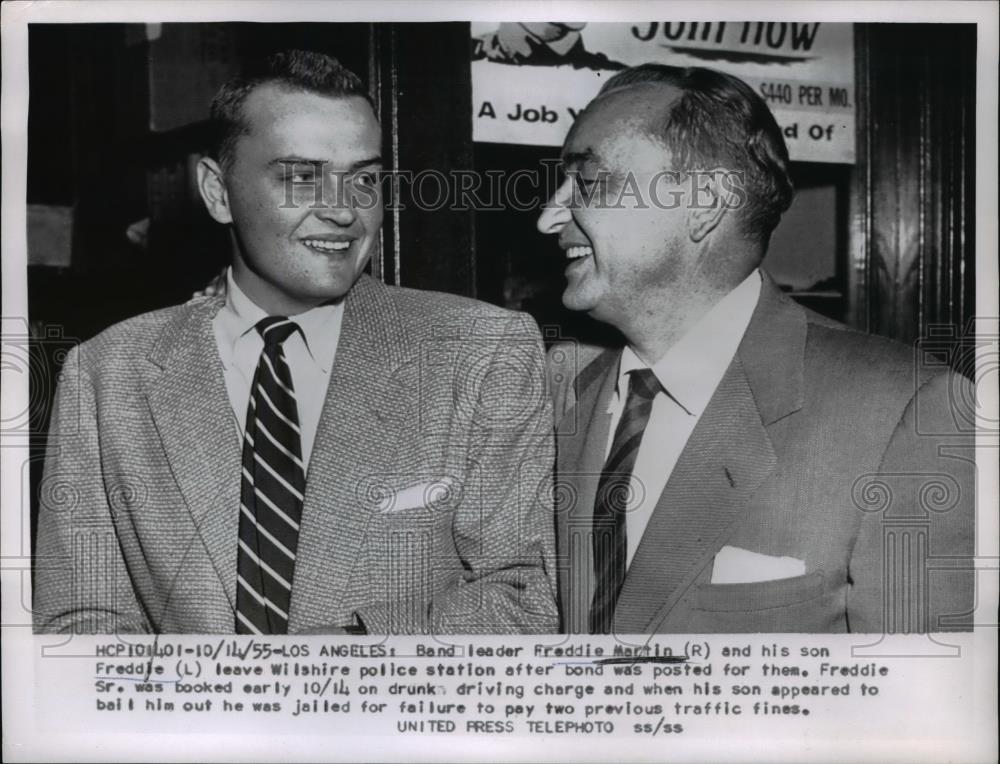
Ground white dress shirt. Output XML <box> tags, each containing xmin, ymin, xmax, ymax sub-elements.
<box><xmin>605</xmin><ymin>269</ymin><xmax>762</xmax><ymax>567</ymax></box>
<box><xmin>212</xmin><ymin>268</ymin><xmax>344</xmax><ymax>470</ymax></box>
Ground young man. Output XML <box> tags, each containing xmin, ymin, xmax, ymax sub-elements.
<box><xmin>541</xmin><ymin>65</ymin><xmax>975</xmax><ymax>634</ymax></box>
<box><xmin>34</xmin><ymin>50</ymin><xmax>557</xmax><ymax>635</ymax></box>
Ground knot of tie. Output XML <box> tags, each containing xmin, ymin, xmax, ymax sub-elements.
<box><xmin>628</xmin><ymin>368</ymin><xmax>662</xmax><ymax>401</ymax></box>
<box><xmin>256</xmin><ymin>316</ymin><xmax>299</xmax><ymax>348</ymax></box>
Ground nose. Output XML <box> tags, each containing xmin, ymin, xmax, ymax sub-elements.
<box><xmin>314</xmin><ymin>174</ymin><xmax>358</xmax><ymax>227</ymax></box>
<box><xmin>537</xmin><ymin>177</ymin><xmax>573</xmax><ymax>235</ymax></box>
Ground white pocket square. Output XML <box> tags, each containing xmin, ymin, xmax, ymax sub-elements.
<box><xmin>379</xmin><ymin>478</ymin><xmax>456</xmax><ymax>513</ymax></box>
<box><xmin>710</xmin><ymin>545</ymin><xmax>806</xmax><ymax>584</ymax></box>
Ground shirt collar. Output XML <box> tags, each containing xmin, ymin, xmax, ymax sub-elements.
<box><xmin>216</xmin><ymin>267</ymin><xmax>344</xmax><ymax>373</ymax></box>
<box><xmin>613</xmin><ymin>269</ymin><xmax>762</xmax><ymax>417</ymax></box>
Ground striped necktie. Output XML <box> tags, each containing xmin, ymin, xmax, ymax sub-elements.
<box><xmin>590</xmin><ymin>367</ymin><xmax>662</xmax><ymax>634</ymax></box>
<box><xmin>235</xmin><ymin>317</ymin><xmax>306</xmax><ymax>634</ymax></box>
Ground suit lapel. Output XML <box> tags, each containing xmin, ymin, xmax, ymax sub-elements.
<box><xmin>146</xmin><ymin>297</ymin><xmax>241</xmax><ymax>614</ymax></box>
<box><xmin>556</xmin><ymin>349</ymin><xmax>618</xmax><ymax>633</ymax></box>
<box><xmin>613</xmin><ymin>274</ymin><xmax>806</xmax><ymax>632</ymax></box>
<box><xmin>613</xmin><ymin>359</ymin><xmax>777</xmax><ymax>631</ymax></box>
<box><xmin>288</xmin><ymin>276</ymin><xmax>411</xmax><ymax>629</ymax></box>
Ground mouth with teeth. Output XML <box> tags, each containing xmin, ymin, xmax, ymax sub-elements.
<box><xmin>301</xmin><ymin>238</ymin><xmax>352</xmax><ymax>253</ymax></box>
<box><xmin>564</xmin><ymin>245</ymin><xmax>594</xmax><ymax>266</ymax></box>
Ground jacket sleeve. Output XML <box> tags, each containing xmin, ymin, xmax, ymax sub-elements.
<box><xmin>33</xmin><ymin>345</ymin><xmax>151</xmax><ymax>634</ymax></box>
<box><xmin>354</xmin><ymin>314</ymin><xmax>559</xmax><ymax>634</ymax></box>
<box><xmin>847</xmin><ymin>370</ymin><xmax>977</xmax><ymax>632</ymax></box>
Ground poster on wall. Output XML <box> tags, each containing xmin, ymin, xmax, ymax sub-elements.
<box><xmin>472</xmin><ymin>22</ymin><xmax>856</xmax><ymax>163</ymax></box>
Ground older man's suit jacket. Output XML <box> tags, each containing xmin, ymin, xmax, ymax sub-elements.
<box><xmin>34</xmin><ymin>275</ymin><xmax>558</xmax><ymax>634</ymax></box>
<box><xmin>549</xmin><ymin>276</ymin><xmax>975</xmax><ymax>633</ymax></box>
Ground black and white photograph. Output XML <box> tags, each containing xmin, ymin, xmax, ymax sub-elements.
<box><xmin>2</xmin><ymin>2</ymin><xmax>997</xmax><ymax>762</ymax></box>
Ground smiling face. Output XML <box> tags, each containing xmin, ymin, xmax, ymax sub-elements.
<box><xmin>536</xmin><ymin>83</ymin><xmax>694</xmax><ymax>330</ymax></box>
<box><xmin>204</xmin><ymin>83</ymin><xmax>383</xmax><ymax>315</ymax></box>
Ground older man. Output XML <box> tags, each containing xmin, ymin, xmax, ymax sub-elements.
<box><xmin>540</xmin><ymin>64</ymin><xmax>974</xmax><ymax>634</ymax></box>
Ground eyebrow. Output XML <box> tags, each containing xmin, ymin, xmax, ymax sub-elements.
<box><xmin>270</xmin><ymin>156</ymin><xmax>384</xmax><ymax>171</ymax></box>
<box><xmin>561</xmin><ymin>149</ymin><xmax>596</xmax><ymax>166</ymax></box>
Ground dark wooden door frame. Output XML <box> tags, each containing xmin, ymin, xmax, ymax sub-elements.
<box><xmin>848</xmin><ymin>23</ymin><xmax>976</xmax><ymax>350</ymax></box>
<box><xmin>367</xmin><ymin>22</ymin><xmax>477</xmax><ymax>297</ymax></box>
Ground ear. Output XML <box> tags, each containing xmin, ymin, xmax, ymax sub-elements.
<box><xmin>686</xmin><ymin>170</ymin><xmax>733</xmax><ymax>243</ymax></box>
<box><xmin>196</xmin><ymin>156</ymin><xmax>232</xmax><ymax>224</ymax></box>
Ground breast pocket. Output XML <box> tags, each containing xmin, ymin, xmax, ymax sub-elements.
<box><xmin>693</xmin><ymin>570</ymin><xmax>826</xmax><ymax>612</ymax></box>
<box><xmin>360</xmin><ymin>477</ymin><xmax>461</xmax><ymax>601</ymax></box>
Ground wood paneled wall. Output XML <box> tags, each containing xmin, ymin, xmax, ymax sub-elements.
<box><xmin>369</xmin><ymin>23</ymin><xmax>476</xmax><ymax>296</ymax></box>
<box><xmin>850</xmin><ymin>24</ymin><xmax>976</xmax><ymax>350</ymax></box>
